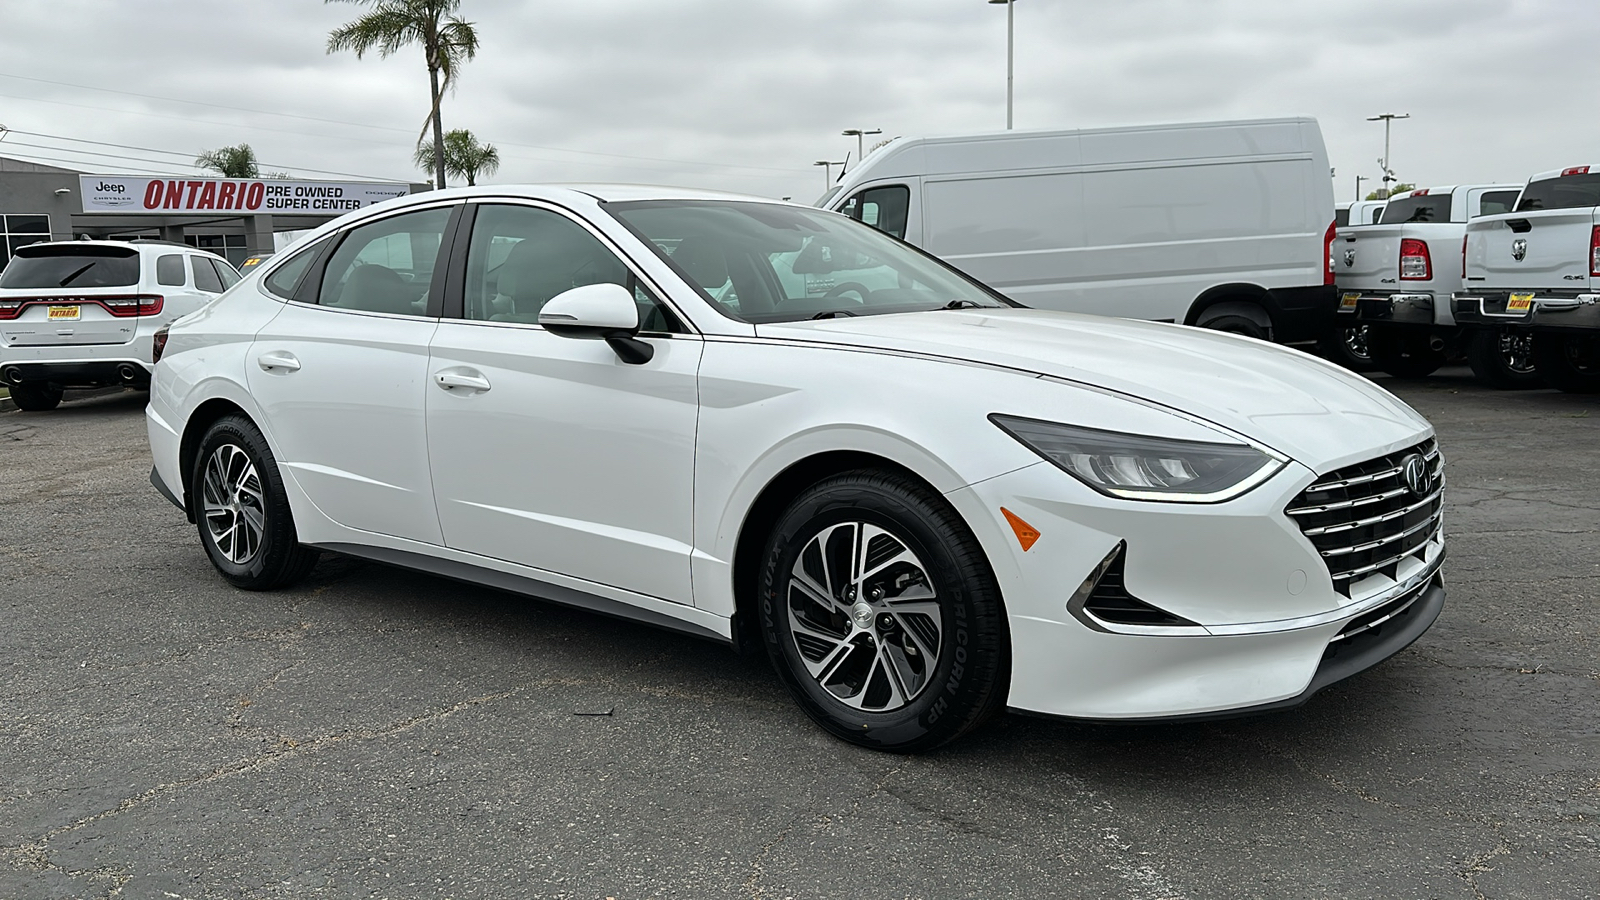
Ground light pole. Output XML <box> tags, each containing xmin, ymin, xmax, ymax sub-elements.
<box><xmin>841</xmin><ymin>128</ymin><xmax>882</xmax><ymax>166</ymax></box>
<box><xmin>1367</xmin><ymin>113</ymin><xmax>1409</xmax><ymax>197</ymax></box>
<box><xmin>1354</xmin><ymin>174</ymin><xmax>1367</xmax><ymax>202</ymax></box>
<box><xmin>814</xmin><ymin>159</ymin><xmax>845</xmax><ymax>189</ymax></box>
<box><xmin>988</xmin><ymin>0</ymin><xmax>1015</xmax><ymax>130</ymax></box>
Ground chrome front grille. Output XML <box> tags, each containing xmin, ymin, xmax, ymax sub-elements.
<box><xmin>1286</xmin><ymin>439</ymin><xmax>1444</xmax><ymax>597</ymax></box>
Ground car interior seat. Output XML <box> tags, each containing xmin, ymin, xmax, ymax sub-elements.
<box><xmin>338</xmin><ymin>264</ymin><xmax>417</xmax><ymax>315</ymax></box>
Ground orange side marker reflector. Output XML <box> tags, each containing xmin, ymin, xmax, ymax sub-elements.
<box><xmin>1001</xmin><ymin>507</ymin><xmax>1041</xmax><ymax>551</ymax></box>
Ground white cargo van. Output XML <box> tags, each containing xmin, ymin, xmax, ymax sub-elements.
<box><xmin>819</xmin><ymin>118</ymin><xmax>1337</xmax><ymax>344</ymax></box>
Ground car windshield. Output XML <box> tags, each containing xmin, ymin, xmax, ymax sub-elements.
<box><xmin>0</xmin><ymin>245</ymin><xmax>140</xmax><ymax>289</ymax></box>
<box><xmin>606</xmin><ymin>200</ymin><xmax>1010</xmax><ymax>324</ymax></box>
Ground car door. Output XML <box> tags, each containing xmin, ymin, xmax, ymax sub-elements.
<box><xmin>425</xmin><ymin>201</ymin><xmax>702</xmax><ymax>605</ymax></box>
<box><xmin>246</xmin><ymin>203</ymin><xmax>459</xmax><ymax>544</ymax></box>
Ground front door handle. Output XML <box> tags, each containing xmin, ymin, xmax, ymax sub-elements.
<box><xmin>257</xmin><ymin>351</ymin><xmax>301</xmax><ymax>372</ymax></box>
<box><xmin>434</xmin><ymin>369</ymin><xmax>491</xmax><ymax>393</ymax></box>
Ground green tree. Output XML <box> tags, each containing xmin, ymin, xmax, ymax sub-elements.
<box><xmin>326</xmin><ymin>0</ymin><xmax>480</xmax><ymax>190</ymax></box>
<box><xmin>1366</xmin><ymin>182</ymin><xmax>1415</xmax><ymax>201</ymax></box>
<box><xmin>413</xmin><ymin>128</ymin><xmax>500</xmax><ymax>186</ymax></box>
<box><xmin>195</xmin><ymin>144</ymin><xmax>261</xmax><ymax>178</ymax></box>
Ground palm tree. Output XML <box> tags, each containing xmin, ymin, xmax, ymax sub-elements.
<box><xmin>195</xmin><ymin>144</ymin><xmax>261</xmax><ymax>178</ymax></box>
<box><xmin>413</xmin><ymin>128</ymin><xmax>500</xmax><ymax>186</ymax></box>
<box><xmin>326</xmin><ymin>0</ymin><xmax>480</xmax><ymax>190</ymax></box>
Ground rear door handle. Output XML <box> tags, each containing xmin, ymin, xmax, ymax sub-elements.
<box><xmin>434</xmin><ymin>369</ymin><xmax>491</xmax><ymax>392</ymax></box>
<box><xmin>256</xmin><ymin>351</ymin><xmax>301</xmax><ymax>372</ymax></box>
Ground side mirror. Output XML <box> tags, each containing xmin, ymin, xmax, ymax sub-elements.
<box><xmin>537</xmin><ymin>283</ymin><xmax>654</xmax><ymax>364</ymax></box>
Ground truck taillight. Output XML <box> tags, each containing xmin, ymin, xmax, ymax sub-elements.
<box><xmin>1324</xmin><ymin>219</ymin><xmax>1336</xmax><ymax>285</ymax></box>
<box><xmin>1400</xmin><ymin>238</ymin><xmax>1432</xmax><ymax>281</ymax></box>
<box><xmin>152</xmin><ymin>325</ymin><xmax>170</xmax><ymax>364</ymax></box>
<box><xmin>1591</xmin><ymin>226</ymin><xmax>1600</xmax><ymax>278</ymax></box>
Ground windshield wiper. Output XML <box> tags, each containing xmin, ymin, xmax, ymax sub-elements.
<box><xmin>810</xmin><ymin>309</ymin><xmax>859</xmax><ymax>319</ymax></box>
<box><xmin>58</xmin><ymin>262</ymin><xmax>96</xmax><ymax>287</ymax></box>
<box><xmin>937</xmin><ymin>299</ymin><xmax>985</xmax><ymax>310</ymax></box>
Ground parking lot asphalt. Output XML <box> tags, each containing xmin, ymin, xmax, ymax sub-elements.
<box><xmin>1</xmin><ymin>370</ymin><xmax>1596</xmax><ymax>900</ymax></box>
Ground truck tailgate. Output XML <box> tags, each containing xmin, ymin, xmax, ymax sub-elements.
<box><xmin>1466</xmin><ymin>210</ymin><xmax>1596</xmax><ymax>292</ymax></box>
<box><xmin>1334</xmin><ymin>225</ymin><xmax>1403</xmax><ymax>291</ymax></box>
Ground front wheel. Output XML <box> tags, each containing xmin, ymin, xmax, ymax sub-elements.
<box><xmin>1367</xmin><ymin>326</ymin><xmax>1447</xmax><ymax>379</ymax></box>
<box><xmin>1531</xmin><ymin>332</ymin><xmax>1600</xmax><ymax>394</ymax></box>
<box><xmin>757</xmin><ymin>470</ymin><xmax>1009</xmax><ymax>752</ymax></box>
<box><xmin>8</xmin><ymin>382</ymin><xmax>63</xmax><ymax>412</ymax></box>
<box><xmin>192</xmin><ymin>415</ymin><xmax>320</xmax><ymax>590</ymax></box>
<box><xmin>1465</xmin><ymin>329</ymin><xmax>1544</xmax><ymax>390</ymax></box>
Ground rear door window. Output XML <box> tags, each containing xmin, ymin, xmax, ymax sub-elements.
<box><xmin>156</xmin><ymin>254</ymin><xmax>187</xmax><ymax>286</ymax></box>
<box><xmin>263</xmin><ymin>242</ymin><xmax>324</xmax><ymax>299</ymax></box>
<box><xmin>0</xmin><ymin>245</ymin><xmax>140</xmax><ymax>288</ymax></box>
<box><xmin>840</xmin><ymin>185</ymin><xmax>911</xmax><ymax>240</ymax></box>
<box><xmin>317</xmin><ymin>207</ymin><xmax>452</xmax><ymax>316</ymax></box>
<box><xmin>192</xmin><ymin>256</ymin><xmax>224</xmax><ymax>293</ymax></box>
<box><xmin>1514</xmin><ymin>174</ymin><xmax>1600</xmax><ymax>212</ymax></box>
<box><xmin>1381</xmin><ymin>194</ymin><xmax>1453</xmax><ymax>224</ymax></box>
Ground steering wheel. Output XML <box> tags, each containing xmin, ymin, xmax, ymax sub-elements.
<box><xmin>823</xmin><ymin>281</ymin><xmax>871</xmax><ymax>301</ymax></box>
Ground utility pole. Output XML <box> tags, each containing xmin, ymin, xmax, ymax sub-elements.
<box><xmin>841</xmin><ymin>128</ymin><xmax>882</xmax><ymax>165</ymax></box>
<box><xmin>988</xmin><ymin>0</ymin><xmax>1016</xmax><ymax>130</ymax></box>
<box><xmin>814</xmin><ymin>159</ymin><xmax>845</xmax><ymax>189</ymax></box>
<box><xmin>1367</xmin><ymin>113</ymin><xmax>1409</xmax><ymax>197</ymax></box>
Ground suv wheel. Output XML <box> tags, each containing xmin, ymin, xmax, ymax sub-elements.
<box><xmin>1531</xmin><ymin>332</ymin><xmax>1600</xmax><ymax>394</ymax></box>
<box><xmin>1366</xmin><ymin>326</ymin><xmax>1447</xmax><ymax>379</ymax></box>
<box><xmin>193</xmin><ymin>415</ymin><xmax>320</xmax><ymax>590</ymax></box>
<box><xmin>8</xmin><ymin>382</ymin><xmax>63</xmax><ymax>412</ymax></box>
<box><xmin>757</xmin><ymin>470</ymin><xmax>1009</xmax><ymax>752</ymax></box>
<box><xmin>1465</xmin><ymin>329</ymin><xmax>1543</xmax><ymax>390</ymax></box>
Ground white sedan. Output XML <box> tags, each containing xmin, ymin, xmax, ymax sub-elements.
<box><xmin>146</xmin><ymin>185</ymin><xmax>1446</xmax><ymax>751</ymax></box>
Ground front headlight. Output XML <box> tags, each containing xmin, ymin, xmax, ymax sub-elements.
<box><xmin>990</xmin><ymin>414</ymin><xmax>1285</xmax><ymax>503</ymax></box>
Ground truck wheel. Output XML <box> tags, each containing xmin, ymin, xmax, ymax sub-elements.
<box><xmin>1465</xmin><ymin>329</ymin><xmax>1543</xmax><ymax>390</ymax></box>
<box><xmin>1366</xmin><ymin>327</ymin><xmax>1446</xmax><ymax>379</ymax></box>
<box><xmin>1531</xmin><ymin>333</ymin><xmax>1600</xmax><ymax>394</ymax></box>
<box><xmin>8</xmin><ymin>382</ymin><xmax>63</xmax><ymax>412</ymax></box>
<box><xmin>1318</xmin><ymin>324</ymin><xmax>1374</xmax><ymax>371</ymax></box>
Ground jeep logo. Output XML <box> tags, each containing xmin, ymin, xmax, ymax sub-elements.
<box><xmin>94</xmin><ymin>181</ymin><xmax>127</xmax><ymax>193</ymax></box>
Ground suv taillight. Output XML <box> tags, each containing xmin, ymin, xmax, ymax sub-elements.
<box><xmin>1591</xmin><ymin>226</ymin><xmax>1600</xmax><ymax>278</ymax></box>
<box><xmin>1324</xmin><ymin>219</ymin><xmax>1337</xmax><ymax>285</ymax></box>
<box><xmin>100</xmin><ymin>294</ymin><xmax>164</xmax><ymax>317</ymax></box>
<box><xmin>0</xmin><ymin>299</ymin><xmax>22</xmax><ymax>320</ymax></box>
<box><xmin>1400</xmin><ymin>238</ymin><xmax>1432</xmax><ymax>281</ymax></box>
<box><xmin>152</xmin><ymin>325</ymin><xmax>170</xmax><ymax>364</ymax></box>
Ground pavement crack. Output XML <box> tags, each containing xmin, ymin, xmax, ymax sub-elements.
<box><xmin>1458</xmin><ymin>832</ymin><xmax>1513</xmax><ymax>900</ymax></box>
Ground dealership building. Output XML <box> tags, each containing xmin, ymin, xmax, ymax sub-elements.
<box><xmin>0</xmin><ymin>155</ymin><xmax>425</xmax><ymax>267</ymax></box>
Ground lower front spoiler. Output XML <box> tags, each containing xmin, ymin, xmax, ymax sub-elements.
<box><xmin>1013</xmin><ymin>576</ymin><xmax>1445</xmax><ymax>725</ymax></box>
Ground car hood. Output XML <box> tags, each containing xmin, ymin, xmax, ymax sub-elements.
<box><xmin>756</xmin><ymin>309</ymin><xmax>1431</xmax><ymax>473</ymax></box>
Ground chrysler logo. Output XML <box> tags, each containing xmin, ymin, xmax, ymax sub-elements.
<box><xmin>1400</xmin><ymin>453</ymin><xmax>1432</xmax><ymax>497</ymax></box>
<box><xmin>1343</xmin><ymin>248</ymin><xmax>1355</xmax><ymax>268</ymax></box>
<box><xmin>1511</xmin><ymin>239</ymin><xmax>1527</xmax><ymax>261</ymax></box>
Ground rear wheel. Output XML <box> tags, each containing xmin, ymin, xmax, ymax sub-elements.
<box><xmin>757</xmin><ymin>470</ymin><xmax>1009</xmax><ymax>752</ymax></box>
<box><xmin>1366</xmin><ymin>326</ymin><xmax>1447</xmax><ymax>379</ymax></box>
<box><xmin>1531</xmin><ymin>332</ymin><xmax>1600</xmax><ymax>394</ymax></box>
<box><xmin>8</xmin><ymin>382</ymin><xmax>63</xmax><ymax>412</ymax></box>
<box><xmin>1196</xmin><ymin>307</ymin><xmax>1272</xmax><ymax>341</ymax></box>
<box><xmin>1318</xmin><ymin>324</ymin><xmax>1374</xmax><ymax>371</ymax></box>
<box><xmin>192</xmin><ymin>415</ymin><xmax>320</xmax><ymax>590</ymax></box>
<box><xmin>1465</xmin><ymin>329</ymin><xmax>1543</xmax><ymax>390</ymax></box>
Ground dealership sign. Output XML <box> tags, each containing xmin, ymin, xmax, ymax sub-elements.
<box><xmin>78</xmin><ymin>175</ymin><xmax>410</xmax><ymax>215</ymax></box>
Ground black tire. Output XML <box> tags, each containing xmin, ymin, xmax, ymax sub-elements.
<box><xmin>191</xmin><ymin>415</ymin><xmax>319</xmax><ymax>590</ymax></box>
<box><xmin>1531</xmin><ymin>332</ymin><xmax>1600</xmax><ymax>394</ymax></box>
<box><xmin>1318</xmin><ymin>324</ymin><xmax>1375</xmax><ymax>371</ymax></box>
<box><xmin>1196</xmin><ymin>313</ymin><xmax>1270</xmax><ymax>341</ymax></box>
<box><xmin>8</xmin><ymin>382</ymin><xmax>63</xmax><ymax>412</ymax></box>
<box><xmin>1465</xmin><ymin>329</ymin><xmax>1544</xmax><ymax>390</ymax></box>
<box><xmin>757</xmin><ymin>469</ymin><xmax>1009</xmax><ymax>752</ymax></box>
<box><xmin>1366</xmin><ymin>326</ymin><xmax>1447</xmax><ymax>379</ymax></box>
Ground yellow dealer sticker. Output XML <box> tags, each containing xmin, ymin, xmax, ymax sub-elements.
<box><xmin>1339</xmin><ymin>292</ymin><xmax>1360</xmax><ymax>311</ymax></box>
<box><xmin>1507</xmin><ymin>293</ymin><xmax>1534</xmax><ymax>312</ymax></box>
<box><xmin>47</xmin><ymin>305</ymin><xmax>80</xmax><ymax>320</ymax></box>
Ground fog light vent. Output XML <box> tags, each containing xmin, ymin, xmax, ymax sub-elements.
<box><xmin>1069</xmin><ymin>542</ymin><xmax>1199</xmax><ymax>629</ymax></box>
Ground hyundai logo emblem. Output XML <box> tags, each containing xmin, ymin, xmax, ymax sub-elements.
<box><xmin>1343</xmin><ymin>248</ymin><xmax>1355</xmax><ymax>268</ymax></box>
<box><xmin>1400</xmin><ymin>453</ymin><xmax>1432</xmax><ymax>497</ymax></box>
<box><xmin>1511</xmin><ymin>239</ymin><xmax>1527</xmax><ymax>262</ymax></box>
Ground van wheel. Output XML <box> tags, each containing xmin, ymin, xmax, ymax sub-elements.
<box><xmin>1196</xmin><ymin>313</ymin><xmax>1270</xmax><ymax>341</ymax></box>
<box><xmin>1318</xmin><ymin>324</ymin><xmax>1374</xmax><ymax>371</ymax></box>
<box><xmin>193</xmin><ymin>415</ymin><xmax>320</xmax><ymax>590</ymax></box>
<box><xmin>1366</xmin><ymin>326</ymin><xmax>1446</xmax><ymax>379</ymax></box>
<box><xmin>1465</xmin><ymin>329</ymin><xmax>1543</xmax><ymax>390</ymax></box>
<box><xmin>8</xmin><ymin>382</ymin><xmax>63</xmax><ymax>412</ymax></box>
<box><xmin>757</xmin><ymin>470</ymin><xmax>1009</xmax><ymax>752</ymax></box>
<box><xmin>1531</xmin><ymin>332</ymin><xmax>1600</xmax><ymax>394</ymax></box>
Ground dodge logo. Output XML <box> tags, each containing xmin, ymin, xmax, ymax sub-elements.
<box><xmin>1511</xmin><ymin>239</ymin><xmax>1527</xmax><ymax>262</ymax></box>
<box><xmin>1400</xmin><ymin>453</ymin><xmax>1432</xmax><ymax>497</ymax></box>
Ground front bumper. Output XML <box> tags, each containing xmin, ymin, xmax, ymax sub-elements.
<box><xmin>945</xmin><ymin>457</ymin><xmax>1444</xmax><ymax>720</ymax></box>
<box><xmin>1337</xmin><ymin>291</ymin><xmax>1445</xmax><ymax>327</ymax></box>
<box><xmin>1452</xmin><ymin>291</ymin><xmax>1600</xmax><ymax>331</ymax></box>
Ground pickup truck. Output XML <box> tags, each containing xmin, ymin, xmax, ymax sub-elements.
<box><xmin>1452</xmin><ymin>166</ymin><xmax>1600</xmax><ymax>393</ymax></box>
<box><xmin>1322</xmin><ymin>200</ymin><xmax>1386</xmax><ymax>369</ymax></box>
<box><xmin>1334</xmin><ymin>184</ymin><xmax>1532</xmax><ymax>387</ymax></box>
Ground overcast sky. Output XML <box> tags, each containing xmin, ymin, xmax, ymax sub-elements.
<box><xmin>1</xmin><ymin>0</ymin><xmax>1595</xmax><ymax>203</ymax></box>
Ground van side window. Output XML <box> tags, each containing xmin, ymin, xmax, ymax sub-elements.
<box><xmin>842</xmin><ymin>185</ymin><xmax>910</xmax><ymax>240</ymax></box>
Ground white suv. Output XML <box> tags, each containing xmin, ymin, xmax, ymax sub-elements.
<box><xmin>0</xmin><ymin>240</ymin><xmax>238</xmax><ymax>410</ymax></box>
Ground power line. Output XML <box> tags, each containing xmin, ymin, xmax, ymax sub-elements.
<box><xmin>7</xmin><ymin>129</ymin><xmax>408</xmax><ymax>181</ymax></box>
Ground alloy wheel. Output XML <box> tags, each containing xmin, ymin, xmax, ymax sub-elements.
<box><xmin>786</xmin><ymin>520</ymin><xmax>944</xmax><ymax>712</ymax></box>
<box><xmin>1499</xmin><ymin>332</ymin><xmax>1537</xmax><ymax>376</ymax></box>
<box><xmin>201</xmin><ymin>443</ymin><xmax>266</xmax><ymax>565</ymax></box>
<box><xmin>1344</xmin><ymin>325</ymin><xmax>1372</xmax><ymax>363</ymax></box>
